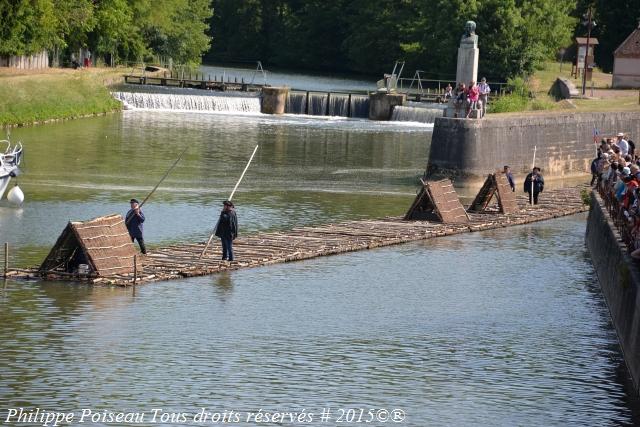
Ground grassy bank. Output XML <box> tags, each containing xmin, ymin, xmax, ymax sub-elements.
<box><xmin>490</xmin><ymin>62</ymin><xmax>640</xmax><ymax>115</ymax></box>
<box><xmin>0</xmin><ymin>68</ymin><xmax>124</xmax><ymax>127</ymax></box>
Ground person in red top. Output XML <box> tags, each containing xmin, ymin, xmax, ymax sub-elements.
<box><xmin>624</xmin><ymin>176</ymin><xmax>639</xmax><ymax>209</ymax></box>
<box><xmin>466</xmin><ymin>81</ymin><xmax>479</xmax><ymax>118</ymax></box>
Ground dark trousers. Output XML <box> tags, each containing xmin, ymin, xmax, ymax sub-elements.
<box><xmin>131</xmin><ymin>236</ymin><xmax>146</xmax><ymax>254</ymax></box>
<box><xmin>221</xmin><ymin>237</ymin><xmax>234</xmax><ymax>261</ymax></box>
<box><xmin>527</xmin><ymin>192</ymin><xmax>540</xmax><ymax>205</ymax></box>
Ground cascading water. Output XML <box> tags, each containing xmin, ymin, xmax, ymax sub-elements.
<box><xmin>391</xmin><ymin>101</ymin><xmax>445</xmax><ymax>124</ymax></box>
<box><xmin>112</xmin><ymin>91</ymin><xmax>261</xmax><ymax>113</ymax></box>
<box><xmin>285</xmin><ymin>93</ymin><xmax>307</xmax><ymax>114</ymax></box>
<box><xmin>284</xmin><ymin>92</ymin><xmax>369</xmax><ymax>118</ymax></box>
<box><xmin>350</xmin><ymin>96</ymin><xmax>369</xmax><ymax>118</ymax></box>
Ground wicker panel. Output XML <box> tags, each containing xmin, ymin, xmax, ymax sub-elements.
<box><xmin>495</xmin><ymin>173</ymin><xmax>518</xmax><ymax>214</ymax></box>
<box><xmin>426</xmin><ymin>179</ymin><xmax>469</xmax><ymax>223</ymax></box>
<box><xmin>469</xmin><ymin>174</ymin><xmax>497</xmax><ymax>212</ymax></box>
<box><xmin>72</xmin><ymin>214</ymin><xmax>141</xmax><ymax>276</ymax></box>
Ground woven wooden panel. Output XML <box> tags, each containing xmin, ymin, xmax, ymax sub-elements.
<box><xmin>495</xmin><ymin>173</ymin><xmax>518</xmax><ymax>214</ymax></box>
<box><xmin>426</xmin><ymin>179</ymin><xmax>469</xmax><ymax>223</ymax></box>
<box><xmin>72</xmin><ymin>214</ymin><xmax>141</xmax><ymax>276</ymax></box>
<box><xmin>468</xmin><ymin>174</ymin><xmax>497</xmax><ymax>212</ymax></box>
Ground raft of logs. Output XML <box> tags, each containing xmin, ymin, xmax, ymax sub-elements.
<box><xmin>6</xmin><ymin>185</ymin><xmax>589</xmax><ymax>286</ymax></box>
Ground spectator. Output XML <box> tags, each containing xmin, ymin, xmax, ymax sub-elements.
<box><xmin>466</xmin><ymin>81</ymin><xmax>479</xmax><ymax>118</ymax></box>
<box><xmin>444</xmin><ymin>84</ymin><xmax>453</xmax><ymax>101</ymax></box>
<box><xmin>478</xmin><ymin>77</ymin><xmax>491</xmax><ymax>117</ymax></box>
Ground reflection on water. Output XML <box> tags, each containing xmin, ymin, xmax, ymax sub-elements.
<box><xmin>1</xmin><ymin>111</ymin><xmax>432</xmax><ymax>265</ymax></box>
<box><xmin>0</xmin><ymin>216</ymin><xmax>638</xmax><ymax>425</ymax></box>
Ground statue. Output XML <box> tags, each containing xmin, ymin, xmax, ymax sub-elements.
<box><xmin>461</xmin><ymin>21</ymin><xmax>478</xmax><ymax>47</ymax></box>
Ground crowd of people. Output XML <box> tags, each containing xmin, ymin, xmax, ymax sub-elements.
<box><xmin>592</xmin><ymin>132</ymin><xmax>640</xmax><ymax>257</ymax></box>
<box><xmin>443</xmin><ymin>77</ymin><xmax>491</xmax><ymax>118</ymax></box>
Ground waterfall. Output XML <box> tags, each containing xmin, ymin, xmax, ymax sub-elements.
<box><xmin>285</xmin><ymin>93</ymin><xmax>306</xmax><ymax>114</ymax></box>
<box><xmin>285</xmin><ymin>92</ymin><xmax>369</xmax><ymax>118</ymax></box>
<box><xmin>308</xmin><ymin>93</ymin><xmax>328</xmax><ymax>116</ymax></box>
<box><xmin>112</xmin><ymin>91</ymin><xmax>261</xmax><ymax>113</ymax></box>
<box><xmin>350</xmin><ymin>95</ymin><xmax>369</xmax><ymax>119</ymax></box>
<box><xmin>391</xmin><ymin>102</ymin><xmax>444</xmax><ymax>123</ymax></box>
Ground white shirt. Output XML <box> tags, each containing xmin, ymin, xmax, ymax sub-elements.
<box><xmin>619</xmin><ymin>139</ymin><xmax>629</xmax><ymax>156</ymax></box>
<box><xmin>478</xmin><ymin>82</ymin><xmax>491</xmax><ymax>95</ymax></box>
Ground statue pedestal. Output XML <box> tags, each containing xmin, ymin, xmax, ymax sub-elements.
<box><xmin>456</xmin><ymin>44</ymin><xmax>479</xmax><ymax>87</ymax></box>
<box><xmin>444</xmin><ymin>99</ymin><xmax>483</xmax><ymax>119</ymax></box>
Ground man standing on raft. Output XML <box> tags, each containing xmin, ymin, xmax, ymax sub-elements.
<box><xmin>216</xmin><ymin>200</ymin><xmax>238</xmax><ymax>261</ymax></box>
<box><xmin>126</xmin><ymin>198</ymin><xmax>147</xmax><ymax>254</ymax></box>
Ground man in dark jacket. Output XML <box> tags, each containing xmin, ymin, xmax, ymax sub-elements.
<box><xmin>126</xmin><ymin>198</ymin><xmax>146</xmax><ymax>254</ymax></box>
<box><xmin>215</xmin><ymin>200</ymin><xmax>238</xmax><ymax>261</ymax></box>
<box><xmin>524</xmin><ymin>167</ymin><xmax>544</xmax><ymax>205</ymax></box>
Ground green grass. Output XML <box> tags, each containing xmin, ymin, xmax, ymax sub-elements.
<box><xmin>487</xmin><ymin>61</ymin><xmax>640</xmax><ymax>115</ymax></box>
<box><xmin>0</xmin><ymin>69</ymin><xmax>123</xmax><ymax>126</ymax></box>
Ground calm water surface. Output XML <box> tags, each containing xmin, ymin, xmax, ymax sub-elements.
<box><xmin>0</xmin><ymin>102</ymin><xmax>638</xmax><ymax>425</ymax></box>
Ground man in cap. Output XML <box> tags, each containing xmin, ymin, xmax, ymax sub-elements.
<box><xmin>524</xmin><ymin>167</ymin><xmax>544</xmax><ymax>205</ymax></box>
<box><xmin>126</xmin><ymin>198</ymin><xmax>146</xmax><ymax>254</ymax></box>
<box><xmin>617</xmin><ymin>132</ymin><xmax>629</xmax><ymax>157</ymax></box>
<box><xmin>478</xmin><ymin>77</ymin><xmax>491</xmax><ymax>117</ymax></box>
<box><xmin>215</xmin><ymin>200</ymin><xmax>238</xmax><ymax>261</ymax></box>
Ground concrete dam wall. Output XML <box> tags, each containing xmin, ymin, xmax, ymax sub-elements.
<box><xmin>586</xmin><ymin>191</ymin><xmax>640</xmax><ymax>393</ymax></box>
<box><xmin>427</xmin><ymin>112</ymin><xmax>640</xmax><ymax>183</ymax></box>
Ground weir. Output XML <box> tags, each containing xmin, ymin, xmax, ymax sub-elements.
<box><xmin>391</xmin><ymin>102</ymin><xmax>445</xmax><ymax>124</ymax></box>
<box><xmin>112</xmin><ymin>91</ymin><xmax>261</xmax><ymax>113</ymax></box>
<box><xmin>7</xmin><ymin>185</ymin><xmax>588</xmax><ymax>286</ymax></box>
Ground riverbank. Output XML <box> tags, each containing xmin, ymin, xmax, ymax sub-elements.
<box><xmin>0</xmin><ymin>68</ymin><xmax>124</xmax><ymax>127</ymax></box>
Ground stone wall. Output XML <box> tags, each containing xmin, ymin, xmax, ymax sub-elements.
<box><xmin>586</xmin><ymin>191</ymin><xmax>640</xmax><ymax>393</ymax></box>
<box><xmin>427</xmin><ymin>112</ymin><xmax>640</xmax><ymax>183</ymax></box>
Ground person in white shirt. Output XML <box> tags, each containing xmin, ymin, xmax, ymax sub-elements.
<box><xmin>478</xmin><ymin>77</ymin><xmax>491</xmax><ymax>117</ymax></box>
<box><xmin>617</xmin><ymin>132</ymin><xmax>629</xmax><ymax>156</ymax></box>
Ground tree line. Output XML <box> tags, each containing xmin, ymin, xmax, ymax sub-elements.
<box><xmin>207</xmin><ymin>0</ymin><xmax>578</xmax><ymax>80</ymax></box>
<box><xmin>0</xmin><ymin>0</ymin><xmax>636</xmax><ymax>79</ymax></box>
<box><xmin>0</xmin><ymin>0</ymin><xmax>212</xmax><ymax>66</ymax></box>
<box><xmin>208</xmin><ymin>0</ymin><xmax>638</xmax><ymax>80</ymax></box>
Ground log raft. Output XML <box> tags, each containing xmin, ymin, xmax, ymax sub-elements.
<box><xmin>7</xmin><ymin>186</ymin><xmax>589</xmax><ymax>286</ymax></box>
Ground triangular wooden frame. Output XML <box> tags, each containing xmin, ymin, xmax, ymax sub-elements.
<box><xmin>405</xmin><ymin>178</ymin><xmax>469</xmax><ymax>223</ymax></box>
<box><xmin>468</xmin><ymin>173</ymin><xmax>517</xmax><ymax>214</ymax></box>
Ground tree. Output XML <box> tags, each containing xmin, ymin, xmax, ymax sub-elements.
<box><xmin>591</xmin><ymin>0</ymin><xmax>640</xmax><ymax>72</ymax></box>
<box><xmin>0</xmin><ymin>0</ymin><xmax>58</xmax><ymax>55</ymax></box>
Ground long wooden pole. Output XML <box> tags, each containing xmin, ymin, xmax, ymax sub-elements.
<box><xmin>3</xmin><ymin>242</ymin><xmax>8</xmax><ymax>278</ymax></box>
<box><xmin>200</xmin><ymin>145</ymin><xmax>259</xmax><ymax>258</ymax></box>
<box><xmin>531</xmin><ymin>146</ymin><xmax>537</xmax><ymax>206</ymax></box>
<box><xmin>126</xmin><ymin>145</ymin><xmax>189</xmax><ymax>225</ymax></box>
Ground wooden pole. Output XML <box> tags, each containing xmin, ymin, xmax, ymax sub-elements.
<box><xmin>126</xmin><ymin>146</ymin><xmax>189</xmax><ymax>225</ymax></box>
<box><xmin>531</xmin><ymin>146</ymin><xmax>537</xmax><ymax>206</ymax></box>
<box><xmin>200</xmin><ymin>145</ymin><xmax>260</xmax><ymax>258</ymax></box>
<box><xmin>3</xmin><ymin>242</ymin><xmax>8</xmax><ymax>278</ymax></box>
<box><xmin>133</xmin><ymin>255</ymin><xmax>137</xmax><ymax>286</ymax></box>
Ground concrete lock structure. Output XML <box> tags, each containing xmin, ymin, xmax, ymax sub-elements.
<box><xmin>427</xmin><ymin>111</ymin><xmax>640</xmax><ymax>184</ymax></box>
<box><xmin>261</xmin><ymin>87</ymin><xmax>289</xmax><ymax>114</ymax></box>
<box><xmin>368</xmin><ymin>93</ymin><xmax>406</xmax><ymax>120</ymax></box>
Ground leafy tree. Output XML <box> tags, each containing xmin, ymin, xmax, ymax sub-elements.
<box><xmin>0</xmin><ymin>0</ymin><xmax>58</xmax><ymax>55</ymax></box>
<box><xmin>52</xmin><ymin>0</ymin><xmax>95</xmax><ymax>51</ymax></box>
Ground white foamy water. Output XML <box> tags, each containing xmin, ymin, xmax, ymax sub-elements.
<box><xmin>112</xmin><ymin>91</ymin><xmax>261</xmax><ymax>113</ymax></box>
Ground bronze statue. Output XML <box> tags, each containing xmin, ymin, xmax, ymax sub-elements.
<box><xmin>461</xmin><ymin>21</ymin><xmax>478</xmax><ymax>46</ymax></box>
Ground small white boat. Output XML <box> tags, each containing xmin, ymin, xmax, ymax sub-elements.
<box><xmin>0</xmin><ymin>139</ymin><xmax>23</xmax><ymax>200</ymax></box>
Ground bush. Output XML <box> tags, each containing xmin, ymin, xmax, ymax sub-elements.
<box><xmin>489</xmin><ymin>94</ymin><xmax>529</xmax><ymax>113</ymax></box>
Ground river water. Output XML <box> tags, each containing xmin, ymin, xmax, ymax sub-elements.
<box><xmin>0</xmin><ymin>73</ymin><xmax>639</xmax><ymax>426</ymax></box>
